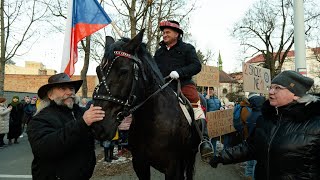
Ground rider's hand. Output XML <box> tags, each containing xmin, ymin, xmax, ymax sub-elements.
<box><xmin>83</xmin><ymin>104</ymin><xmax>105</xmax><ymax>126</ymax></box>
<box><xmin>169</xmin><ymin>71</ymin><xmax>179</xmax><ymax>79</ymax></box>
<box><xmin>209</xmin><ymin>155</ymin><xmax>221</xmax><ymax>168</ymax></box>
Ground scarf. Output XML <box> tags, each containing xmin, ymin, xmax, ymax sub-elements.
<box><xmin>10</xmin><ymin>96</ymin><xmax>20</xmax><ymax>107</ymax></box>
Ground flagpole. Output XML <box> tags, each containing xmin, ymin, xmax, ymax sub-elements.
<box><xmin>111</xmin><ymin>21</ymin><xmax>123</xmax><ymax>37</ymax></box>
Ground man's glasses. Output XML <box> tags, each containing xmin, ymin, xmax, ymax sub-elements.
<box><xmin>268</xmin><ymin>85</ymin><xmax>287</xmax><ymax>93</ymax></box>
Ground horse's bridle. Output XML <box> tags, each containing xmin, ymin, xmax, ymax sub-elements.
<box><xmin>93</xmin><ymin>50</ymin><xmax>174</xmax><ymax>124</ymax></box>
<box><xmin>92</xmin><ymin>51</ymin><xmax>148</xmax><ymax>123</ymax></box>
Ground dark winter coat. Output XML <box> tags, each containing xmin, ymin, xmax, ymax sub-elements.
<box><xmin>154</xmin><ymin>39</ymin><xmax>201</xmax><ymax>91</ymax></box>
<box><xmin>27</xmin><ymin>101</ymin><xmax>96</xmax><ymax>180</ymax></box>
<box><xmin>7</xmin><ymin>103</ymin><xmax>23</xmax><ymax>139</ymax></box>
<box><xmin>218</xmin><ymin>95</ymin><xmax>320</xmax><ymax>180</ymax></box>
<box><xmin>247</xmin><ymin>96</ymin><xmax>265</xmax><ymax>136</ymax></box>
<box><xmin>24</xmin><ymin>103</ymin><xmax>37</xmax><ymax>124</ymax></box>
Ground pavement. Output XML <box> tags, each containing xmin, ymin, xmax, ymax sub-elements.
<box><xmin>0</xmin><ymin>133</ymin><xmax>246</xmax><ymax>180</ymax></box>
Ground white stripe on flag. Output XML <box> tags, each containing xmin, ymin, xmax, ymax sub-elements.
<box><xmin>61</xmin><ymin>0</ymin><xmax>73</xmax><ymax>73</ymax></box>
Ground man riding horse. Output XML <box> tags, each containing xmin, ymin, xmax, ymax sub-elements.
<box><xmin>154</xmin><ymin>20</ymin><xmax>214</xmax><ymax>162</ymax></box>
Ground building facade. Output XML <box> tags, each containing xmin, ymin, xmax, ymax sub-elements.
<box><xmin>5</xmin><ymin>61</ymin><xmax>56</xmax><ymax>75</ymax></box>
<box><xmin>3</xmin><ymin>61</ymin><xmax>98</xmax><ymax>100</ymax></box>
<box><xmin>246</xmin><ymin>47</ymin><xmax>320</xmax><ymax>88</ymax></box>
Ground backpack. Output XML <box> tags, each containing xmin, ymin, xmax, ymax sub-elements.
<box><xmin>233</xmin><ymin>104</ymin><xmax>252</xmax><ymax>138</ymax></box>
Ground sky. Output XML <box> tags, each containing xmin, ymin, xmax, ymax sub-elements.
<box><xmin>15</xmin><ymin>0</ymin><xmax>257</xmax><ymax>75</ymax></box>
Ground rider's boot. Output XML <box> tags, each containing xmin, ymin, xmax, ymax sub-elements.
<box><xmin>193</xmin><ymin>101</ymin><xmax>214</xmax><ymax>163</ymax></box>
<box><xmin>196</xmin><ymin>118</ymin><xmax>214</xmax><ymax>162</ymax></box>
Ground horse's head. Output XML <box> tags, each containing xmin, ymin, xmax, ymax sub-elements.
<box><xmin>91</xmin><ymin>29</ymin><xmax>146</xmax><ymax>140</ymax></box>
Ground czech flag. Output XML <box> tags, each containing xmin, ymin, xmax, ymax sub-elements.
<box><xmin>61</xmin><ymin>0</ymin><xmax>112</xmax><ymax>76</ymax></box>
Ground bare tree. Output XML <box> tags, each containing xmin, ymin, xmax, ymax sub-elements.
<box><xmin>107</xmin><ymin>0</ymin><xmax>196</xmax><ymax>54</ymax></box>
<box><xmin>232</xmin><ymin>0</ymin><xmax>320</xmax><ymax>78</ymax></box>
<box><xmin>0</xmin><ymin>0</ymin><xmax>48</xmax><ymax>96</ymax></box>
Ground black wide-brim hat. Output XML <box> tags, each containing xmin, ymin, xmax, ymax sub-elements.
<box><xmin>38</xmin><ymin>73</ymin><xmax>83</xmax><ymax>99</ymax></box>
<box><xmin>159</xmin><ymin>20</ymin><xmax>184</xmax><ymax>35</ymax></box>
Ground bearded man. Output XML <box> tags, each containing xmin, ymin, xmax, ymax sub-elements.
<box><xmin>27</xmin><ymin>73</ymin><xmax>105</xmax><ymax>180</ymax></box>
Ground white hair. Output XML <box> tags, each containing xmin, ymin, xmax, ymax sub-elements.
<box><xmin>34</xmin><ymin>98</ymin><xmax>50</xmax><ymax>116</ymax></box>
<box><xmin>297</xmin><ymin>94</ymin><xmax>320</xmax><ymax>106</ymax></box>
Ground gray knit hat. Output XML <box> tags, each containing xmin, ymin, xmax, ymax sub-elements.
<box><xmin>271</xmin><ymin>70</ymin><xmax>314</xmax><ymax>96</ymax></box>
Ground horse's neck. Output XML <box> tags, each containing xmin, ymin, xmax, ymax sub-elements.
<box><xmin>135</xmin><ymin>88</ymin><xmax>179</xmax><ymax>116</ymax></box>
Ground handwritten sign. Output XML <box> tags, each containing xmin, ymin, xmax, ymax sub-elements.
<box><xmin>195</xmin><ymin>65</ymin><xmax>219</xmax><ymax>87</ymax></box>
<box><xmin>206</xmin><ymin>109</ymin><xmax>236</xmax><ymax>138</ymax></box>
<box><xmin>242</xmin><ymin>62</ymin><xmax>271</xmax><ymax>94</ymax></box>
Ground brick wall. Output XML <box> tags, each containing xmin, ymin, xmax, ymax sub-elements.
<box><xmin>4</xmin><ymin>74</ymin><xmax>97</xmax><ymax>98</ymax></box>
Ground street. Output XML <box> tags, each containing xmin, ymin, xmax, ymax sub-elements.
<box><xmin>0</xmin><ymin>135</ymin><xmax>32</xmax><ymax>179</ymax></box>
<box><xmin>0</xmin><ymin>134</ymin><xmax>245</xmax><ymax>180</ymax></box>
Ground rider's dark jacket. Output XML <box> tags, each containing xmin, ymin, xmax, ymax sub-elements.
<box><xmin>154</xmin><ymin>39</ymin><xmax>201</xmax><ymax>91</ymax></box>
<box><xmin>217</xmin><ymin>95</ymin><xmax>320</xmax><ymax>180</ymax></box>
<box><xmin>27</xmin><ymin>101</ymin><xmax>96</xmax><ymax>180</ymax></box>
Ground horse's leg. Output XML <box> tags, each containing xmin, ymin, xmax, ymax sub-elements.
<box><xmin>132</xmin><ymin>156</ymin><xmax>150</xmax><ymax>180</ymax></box>
<box><xmin>185</xmin><ymin>151</ymin><xmax>197</xmax><ymax>180</ymax></box>
<box><xmin>165</xmin><ymin>160</ymin><xmax>185</xmax><ymax>180</ymax></box>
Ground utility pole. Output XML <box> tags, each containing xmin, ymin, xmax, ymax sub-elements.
<box><xmin>293</xmin><ymin>0</ymin><xmax>307</xmax><ymax>75</ymax></box>
<box><xmin>0</xmin><ymin>0</ymin><xmax>5</xmax><ymax>96</ymax></box>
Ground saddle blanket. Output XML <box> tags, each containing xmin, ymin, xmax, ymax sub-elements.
<box><xmin>179</xmin><ymin>102</ymin><xmax>205</xmax><ymax>125</ymax></box>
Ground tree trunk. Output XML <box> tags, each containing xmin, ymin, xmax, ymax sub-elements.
<box><xmin>80</xmin><ymin>36</ymin><xmax>90</xmax><ymax>98</ymax></box>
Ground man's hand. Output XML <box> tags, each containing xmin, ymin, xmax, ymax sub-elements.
<box><xmin>209</xmin><ymin>155</ymin><xmax>221</xmax><ymax>168</ymax></box>
<box><xmin>83</xmin><ymin>104</ymin><xmax>105</xmax><ymax>126</ymax></box>
<box><xmin>169</xmin><ymin>71</ymin><xmax>179</xmax><ymax>79</ymax></box>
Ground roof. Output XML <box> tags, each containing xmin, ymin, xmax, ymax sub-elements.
<box><xmin>246</xmin><ymin>50</ymin><xmax>295</xmax><ymax>63</ymax></box>
<box><xmin>228</xmin><ymin>72</ymin><xmax>243</xmax><ymax>81</ymax></box>
<box><xmin>219</xmin><ymin>70</ymin><xmax>237</xmax><ymax>83</ymax></box>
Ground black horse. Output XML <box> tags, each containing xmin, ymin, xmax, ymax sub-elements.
<box><xmin>91</xmin><ymin>29</ymin><xmax>200</xmax><ymax>180</ymax></box>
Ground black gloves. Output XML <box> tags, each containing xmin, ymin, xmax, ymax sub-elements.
<box><xmin>209</xmin><ymin>155</ymin><xmax>221</xmax><ymax>168</ymax></box>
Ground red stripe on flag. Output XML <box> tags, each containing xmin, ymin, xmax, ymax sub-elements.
<box><xmin>73</xmin><ymin>23</ymin><xmax>108</xmax><ymax>43</ymax></box>
<box><xmin>64</xmin><ymin>24</ymin><xmax>107</xmax><ymax>76</ymax></box>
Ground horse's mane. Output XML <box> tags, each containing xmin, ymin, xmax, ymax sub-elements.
<box><xmin>103</xmin><ymin>37</ymin><xmax>165</xmax><ymax>87</ymax></box>
<box><xmin>136</xmin><ymin>42</ymin><xmax>165</xmax><ymax>86</ymax></box>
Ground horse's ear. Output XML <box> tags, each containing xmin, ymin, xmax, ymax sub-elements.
<box><xmin>125</xmin><ymin>29</ymin><xmax>145</xmax><ymax>53</ymax></box>
<box><xmin>101</xmin><ymin>36</ymin><xmax>114</xmax><ymax>67</ymax></box>
<box><xmin>105</xmin><ymin>36</ymin><xmax>115</xmax><ymax>47</ymax></box>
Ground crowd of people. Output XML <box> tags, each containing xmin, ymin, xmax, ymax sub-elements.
<box><xmin>0</xmin><ymin>95</ymin><xmax>39</xmax><ymax>148</ymax></box>
<box><xmin>1</xmin><ymin>19</ymin><xmax>320</xmax><ymax>180</ymax></box>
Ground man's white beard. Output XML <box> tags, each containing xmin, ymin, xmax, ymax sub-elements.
<box><xmin>54</xmin><ymin>96</ymin><xmax>75</xmax><ymax>109</ymax></box>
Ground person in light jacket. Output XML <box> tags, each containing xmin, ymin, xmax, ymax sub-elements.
<box><xmin>0</xmin><ymin>97</ymin><xmax>12</xmax><ymax>148</ymax></box>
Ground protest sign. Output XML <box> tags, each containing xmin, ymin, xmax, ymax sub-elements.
<box><xmin>195</xmin><ymin>65</ymin><xmax>219</xmax><ymax>87</ymax></box>
<box><xmin>242</xmin><ymin>62</ymin><xmax>271</xmax><ymax>94</ymax></box>
<box><xmin>207</xmin><ymin>109</ymin><xmax>236</xmax><ymax>138</ymax></box>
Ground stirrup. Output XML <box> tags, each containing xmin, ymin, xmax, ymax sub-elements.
<box><xmin>198</xmin><ymin>139</ymin><xmax>214</xmax><ymax>163</ymax></box>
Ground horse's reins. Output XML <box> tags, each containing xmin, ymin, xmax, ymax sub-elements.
<box><xmin>129</xmin><ymin>78</ymin><xmax>173</xmax><ymax>113</ymax></box>
<box><xmin>93</xmin><ymin>50</ymin><xmax>172</xmax><ymax>123</ymax></box>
